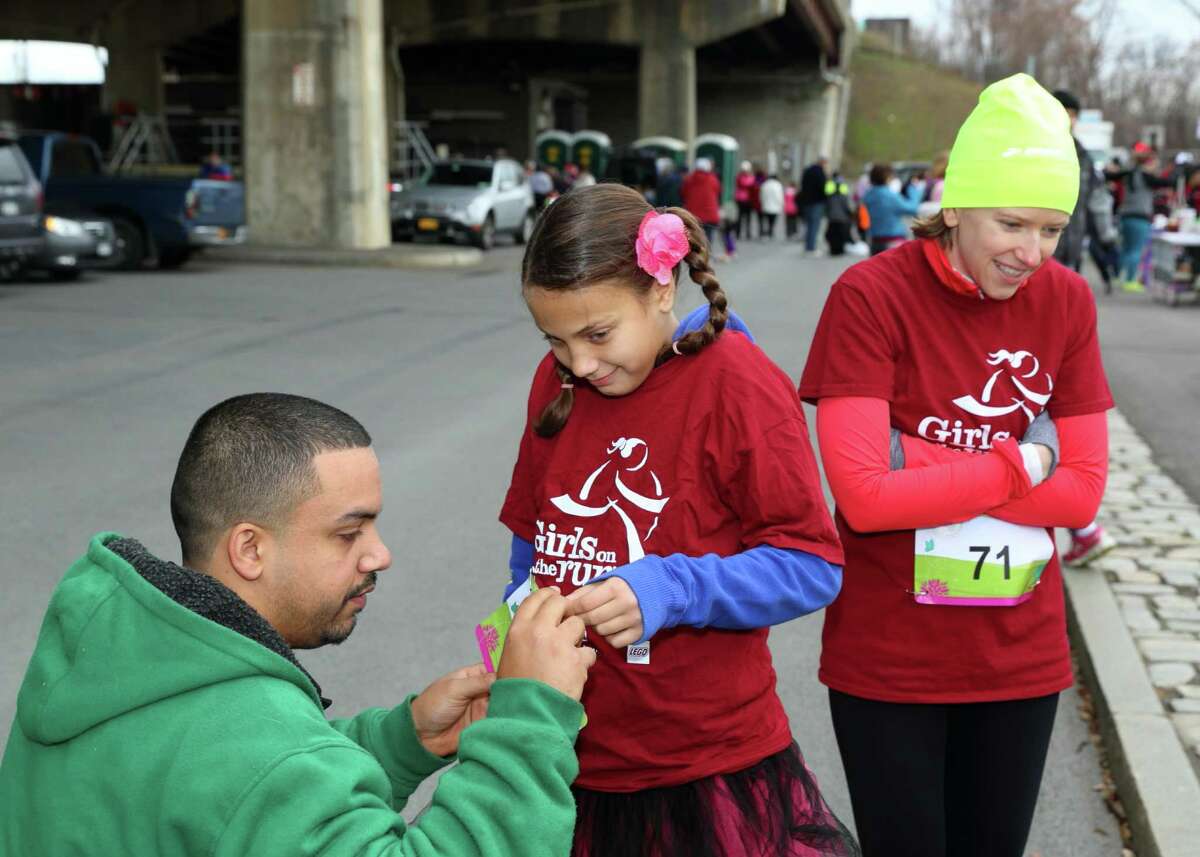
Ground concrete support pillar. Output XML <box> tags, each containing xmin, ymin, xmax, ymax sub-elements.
<box><xmin>638</xmin><ymin>2</ymin><xmax>695</xmax><ymax>144</ymax></box>
<box><xmin>639</xmin><ymin>43</ymin><xmax>695</xmax><ymax>144</ymax></box>
<box><xmin>101</xmin><ymin>14</ymin><xmax>164</xmax><ymax>115</ymax></box>
<box><xmin>243</xmin><ymin>0</ymin><xmax>390</xmax><ymax>249</ymax></box>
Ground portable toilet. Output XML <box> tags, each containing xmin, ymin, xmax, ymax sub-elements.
<box><xmin>535</xmin><ymin>130</ymin><xmax>571</xmax><ymax>169</ymax></box>
<box><xmin>571</xmin><ymin>130</ymin><xmax>611</xmax><ymax>178</ymax></box>
<box><xmin>631</xmin><ymin>136</ymin><xmax>687</xmax><ymax>169</ymax></box>
<box><xmin>693</xmin><ymin>134</ymin><xmax>739</xmax><ymax>204</ymax></box>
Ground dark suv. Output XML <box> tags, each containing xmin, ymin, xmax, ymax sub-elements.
<box><xmin>0</xmin><ymin>133</ymin><xmax>44</xmax><ymax>276</ymax></box>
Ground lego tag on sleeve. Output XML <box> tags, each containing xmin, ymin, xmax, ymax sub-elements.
<box><xmin>626</xmin><ymin>642</ymin><xmax>650</xmax><ymax>664</ymax></box>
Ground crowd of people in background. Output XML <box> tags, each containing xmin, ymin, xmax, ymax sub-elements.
<box><xmin>664</xmin><ymin>155</ymin><xmax>860</xmax><ymax>260</ymax></box>
<box><xmin>518</xmin><ymin>150</ymin><xmax>924</xmax><ymax>263</ymax></box>
<box><xmin>661</xmin><ymin>157</ymin><xmax>847</xmax><ymax>262</ymax></box>
<box><xmin>516</xmin><ymin>105</ymin><xmax>1200</xmax><ymax>296</ymax></box>
<box><xmin>1043</xmin><ymin>89</ymin><xmax>1200</xmax><ymax>298</ymax></box>
<box><xmin>525</xmin><ymin>160</ymin><xmax>597</xmax><ymax>211</ymax></box>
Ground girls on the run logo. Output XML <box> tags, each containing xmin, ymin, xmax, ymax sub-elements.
<box><xmin>918</xmin><ymin>349</ymin><xmax>1054</xmax><ymax>450</ymax></box>
<box><xmin>531</xmin><ymin>437</ymin><xmax>672</xmax><ymax>586</ymax></box>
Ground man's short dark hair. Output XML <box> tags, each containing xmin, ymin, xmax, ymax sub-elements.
<box><xmin>170</xmin><ymin>393</ymin><xmax>372</xmax><ymax>565</ymax></box>
<box><xmin>1052</xmin><ymin>89</ymin><xmax>1081</xmax><ymax>113</ymax></box>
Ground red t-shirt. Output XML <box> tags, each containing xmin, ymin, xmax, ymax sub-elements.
<box><xmin>799</xmin><ymin>240</ymin><xmax>1113</xmax><ymax>703</ymax></box>
<box><xmin>501</xmin><ymin>332</ymin><xmax>842</xmax><ymax>791</ymax></box>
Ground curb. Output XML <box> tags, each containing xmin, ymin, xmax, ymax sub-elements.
<box><xmin>1065</xmin><ymin>542</ymin><xmax>1200</xmax><ymax>857</ymax></box>
<box><xmin>205</xmin><ymin>243</ymin><xmax>484</xmax><ymax>270</ymax></box>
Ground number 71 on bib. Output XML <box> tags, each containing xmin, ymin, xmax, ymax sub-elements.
<box><xmin>914</xmin><ymin>516</ymin><xmax>1054</xmax><ymax>607</ymax></box>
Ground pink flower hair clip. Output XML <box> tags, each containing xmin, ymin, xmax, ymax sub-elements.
<box><xmin>635</xmin><ymin>210</ymin><xmax>689</xmax><ymax>285</ymax></box>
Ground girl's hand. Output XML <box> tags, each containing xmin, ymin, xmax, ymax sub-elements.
<box><xmin>564</xmin><ymin>577</ymin><xmax>644</xmax><ymax>648</ymax></box>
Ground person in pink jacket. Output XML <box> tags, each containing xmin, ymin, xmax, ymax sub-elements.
<box><xmin>734</xmin><ymin>161</ymin><xmax>757</xmax><ymax>240</ymax></box>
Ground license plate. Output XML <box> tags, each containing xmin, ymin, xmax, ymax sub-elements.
<box><xmin>417</xmin><ymin>217</ymin><xmax>439</xmax><ymax>232</ymax></box>
<box><xmin>96</xmin><ymin>242</ymin><xmax>113</xmax><ymax>257</ymax></box>
<box><xmin>0</xmin><ymin>201</ymin><xmax>17</xmax><ymax>217</ymax></box>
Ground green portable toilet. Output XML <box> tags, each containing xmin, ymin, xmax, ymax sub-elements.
<box><xmin>535</xmin><ymin>130</ymin><xmax>571</xmax><ymax>169</ymax></box>
<box><xmin>631</xmin><ymin>136</ymin><xmax>687</xmax><ymax>169</ymax></box>
<box><xmin>571</xmin><ymin>130</ymin><xmax>611</xmax><ymax>178</ymax></box>
<box><xmin>693</xmin><ymin>134</ymin><xmax>739</xmax><ymax>204</ymax></box>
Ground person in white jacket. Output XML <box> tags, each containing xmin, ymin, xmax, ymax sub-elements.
<box><xmin>758</xmin><ymin>174</ymin><xmax>784</xmax><ymax>240</ymax></box>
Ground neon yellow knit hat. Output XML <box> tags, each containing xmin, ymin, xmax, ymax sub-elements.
<box><xmin>940</xmin><ymin>74</ymin><xmax>1079</xmax><ymax>214</ymax></box>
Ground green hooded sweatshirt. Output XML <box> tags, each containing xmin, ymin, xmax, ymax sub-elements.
<box><xmin>0</xmin><ymin>533</ymin><xmax>583</xmax><ymax>856</ymax></box>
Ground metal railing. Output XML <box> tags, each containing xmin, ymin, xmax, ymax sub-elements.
<box><xmin>200</xmin><ymin>118</ymin><xmax>241</xmax><ymax>167</ymax></box>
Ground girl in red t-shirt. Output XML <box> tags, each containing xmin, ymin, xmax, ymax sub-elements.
<box><xmin>799</xmin><ymin>75</ymin><xmax>1112</xmax><ymax>857</ymax></box>
<box><xmin>500</xmin><ymin>183</ymin><xmax>859</xmax><ymax>857</ymax></box>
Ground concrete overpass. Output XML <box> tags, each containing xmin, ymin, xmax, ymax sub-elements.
<box><xmin>3</xmin><ymin>0</ymin><xmax>853</xmax><ymax>250</ymax></box>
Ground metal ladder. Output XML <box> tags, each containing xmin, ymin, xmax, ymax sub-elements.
<box><xmin>108</xmin><ymin>113</ymin><xmax>180</xmax><ymax>172</ymax></box>
<box><xmin>391</xmin><ymin>120</ymin><xmax>436</xmax><ymax>183</ymax></box>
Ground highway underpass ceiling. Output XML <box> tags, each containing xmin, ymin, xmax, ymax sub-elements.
<box><xmin>160</xmin><ymin>12</ymin><xmax>823</xmax><ymax>84</ymax></box>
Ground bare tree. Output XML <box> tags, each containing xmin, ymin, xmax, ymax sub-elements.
<box><xmin>908</xmin><ymin>22</ymin><xmax>948</xmax><ymax>66</ymax></box>
<box><xmin>911</xmin><ymin>0</ymin><xmax>1200</xmax><ymax>152</ymax></box>
<box><xmin>1099</xmin><ymin>36</ymin><xmax>1200</xmax><ymax>149</ymax></box>
<box><xmin>1174</xmin><ymin>0</ymin><xmax>1200</xmax><ymax>22</ymax></box>
<box><xmin>939</xmin><ymin>0</ymin><xmax>1115</xmax><ymax>104</ymax></box>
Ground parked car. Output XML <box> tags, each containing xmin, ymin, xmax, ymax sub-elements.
<box><xmin>28</xmin><ymin>214</ymin><xmax>120</xmax><ymax>281</ymax></box>
<box><xmin>0</xmin><ymin>131</ymin><xmax>46</xmax><ymax>278</ymax></box>
<box><xmin>17</xmin><ymin>131</ymin><xmax>244</xmax><ymax>271</ymax></box>
<box><xmin>390</xmin><ymin>158</ymin><xmax>534</xmax><ymax>249</ymax></box>
<box><xmin>891</xmin><ymin>160</ymin><xmax>932</xmax><ymax>187</ymax></box>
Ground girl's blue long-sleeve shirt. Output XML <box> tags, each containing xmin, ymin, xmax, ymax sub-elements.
<box><xmin>502</xmin><ymin>307</ymin><xmax>843</xmax><ymax>643</ymax></box>
<box><xmin>505</xmin><ymin>535</ymin><xmax>843</xmax><ymax>644</ymax></box>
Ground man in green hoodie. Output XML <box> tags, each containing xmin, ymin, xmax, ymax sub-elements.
<box><xmin>0</xmin><ymin>392</ymin><xmax>594</xmax><ymax>857</ymax></box>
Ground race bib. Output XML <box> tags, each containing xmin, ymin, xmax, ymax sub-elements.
<box><xmin>914</xmin><ymin>516</ymin><xmax>1053</xmax><ymax>606</ymax></box>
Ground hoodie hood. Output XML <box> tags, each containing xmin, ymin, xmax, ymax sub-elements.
<box><xmin>17</xmin><ymin>533</ymin><xmax>327</xmax><ymax>744</ymax></box>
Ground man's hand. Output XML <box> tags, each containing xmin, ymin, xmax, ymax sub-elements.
<box><xmin>411</xmin><ymin>663</ymin><xmax>495</xmax><ymax>758</ymax></box>
<box><xmin>498</xmin><ymin>586</ymin><xmax>596</xmax><ymax>701</ymax></box>
<box><xmin>564</xmin><ymin>577</ymin><xmax>644</xmax><ymax>649</ymax></box>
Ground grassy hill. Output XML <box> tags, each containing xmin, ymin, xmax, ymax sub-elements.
<box><xmin>844</xmin><ymin>40</ymin><xmax>983</xmax><ymax>175</ymax></box>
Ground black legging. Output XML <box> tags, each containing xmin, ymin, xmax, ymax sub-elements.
<box><xmin>826</xmin><ymin>221</ymin><xmax>850</xmax><ymax>255</ymax></box>
<box><xmin>829</xmin><ymin>689</ymin><xmax>1058</xmax><ymax>857</ymax></box>
<box><xmin>737</xmin><ymin>201</ymin><xmax>755</xmax><ymax>239</ymax></box>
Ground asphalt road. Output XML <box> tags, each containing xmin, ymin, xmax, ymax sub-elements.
<box><xmin>0</xmin><ymin>238</ymin><xmax>1151</xmax><ymax>854</ymax></box>
<box><xmin>1089</xmin><ymin>272</ymin><xmax>1200</xmax><ymax>503</ymax></box>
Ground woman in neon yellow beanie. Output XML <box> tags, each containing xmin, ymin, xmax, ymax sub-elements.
<box><xmin>799</xmin><ymin>73</ymin><xmax>1114</xmax><ymax>856</ymax></box>
<box><xmin>920</xmin><ymin>71</ymin><xmax>1080</xmax><ymax>298</ymax></box>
